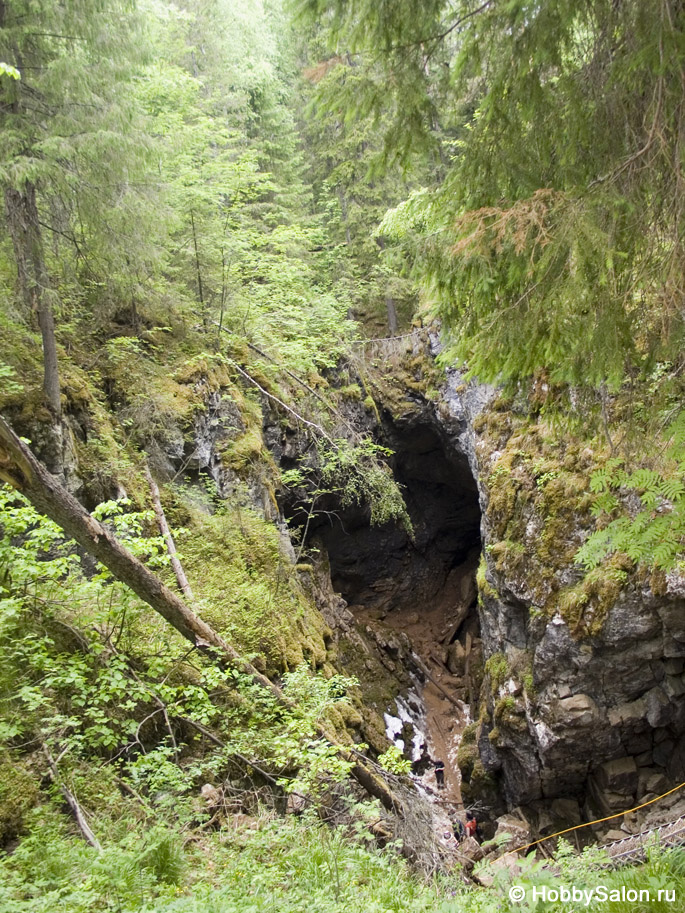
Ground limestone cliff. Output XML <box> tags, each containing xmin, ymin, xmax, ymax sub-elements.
<box><xmin>433</xmin><ymin>341</ymin><xmax>685</xmax><ymax>830</ymax></box>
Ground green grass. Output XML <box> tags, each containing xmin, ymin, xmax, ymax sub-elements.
<box><xmin>3</xmin><ymin>804</ymin><xmax>685</xmax><ymax>913</ymax></box>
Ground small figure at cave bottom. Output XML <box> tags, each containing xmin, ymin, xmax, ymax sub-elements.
<box><xmin>465</xmin><ymin>811</ymin><xmax>482</xmax><ymax>842</ymax></box>
<box><xmin>434</xmin><ymin>759</ymin><xmax>445</xmax><ymax>788</ymax></box>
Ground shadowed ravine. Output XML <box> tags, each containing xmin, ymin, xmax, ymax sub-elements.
<box><xmin>299</xmin><ymin>417</ymin><xmax>484</xmax><ymax>820</ymax></box>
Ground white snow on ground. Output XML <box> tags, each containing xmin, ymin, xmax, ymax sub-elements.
<box><xmin>384</xmin><ymin>692</ymin><xmax>427</xmax><ymax>760</ymax></box>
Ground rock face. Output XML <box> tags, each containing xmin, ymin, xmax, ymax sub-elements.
<box><xmin>165</xmin><ymin>331</ymin><xmax>685</xmax><ymax>826</ymax></box>
<box><xmin>429</xmin><ymin>337</ymin><xmax>685</xmax><ymax>820</ymax></box>
<box><xmin>303</xmin><ymin>329</ymin><xmax>685</xmax><ymax>823</ymax></box>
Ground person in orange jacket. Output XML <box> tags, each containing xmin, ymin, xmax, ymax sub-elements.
<box><xmin>465</xmin><ymin>811</ymin><xmax>481</xmax><ymax>842</ymax></box>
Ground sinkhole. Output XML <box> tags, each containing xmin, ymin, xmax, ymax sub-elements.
<box><xmin>285</xmin><ymin>415</ymin><xmax>484</xmax><ymax>802</ymax></box>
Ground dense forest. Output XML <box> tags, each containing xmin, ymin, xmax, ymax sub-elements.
<box><xmin>0</xmin><ymin>1</ymin><xmax>684</xmax><ymax>911</ymax></box>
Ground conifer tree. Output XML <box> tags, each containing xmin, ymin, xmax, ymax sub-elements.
<box><xmin>0</xmin><ymin>0</ymin><xmax>151</xmax><ymax>418</ymax></box>
<box><xmin>295</xmin><ymin>0</ymin><xmax>685</xmax><ymax>388</ymax></box>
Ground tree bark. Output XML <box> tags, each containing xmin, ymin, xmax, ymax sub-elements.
<box><xmin>43</xmin><ymin>744</ymin><xmax>102</xmax><ymax>851</ymax></box>
<box><xmin>4</xmin><ymin>183</ymin><xmax>61</xmax><ymax>416</ymax></box>
<box><xmin>0</xmin><ymin>415</ymin><xmax>404</xmax><ymax>814</ymax></box>
<box><xmin>375</xmin><ymin>237</ymin><xmax>399</xmax><ymax>335</ymax></box>
<box><xmin>386</xmin><ymin>295</ymin><xmax>399</xmax><ymax>335</ymax></box>
<box><xmin>0</xmin><ymin>413</ymin><xmax>280</xmax><ymax>697</ymax></box>
<box><xmin>143</xmin><ymin>462</ymin><xmax>194</xmax><ymax>601</ymax></box>
<box><xmin>190</xmin><ymin>209</ymin><xmax>206</xmax><ymax>327</ymax></box>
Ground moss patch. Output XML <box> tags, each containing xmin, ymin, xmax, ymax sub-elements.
<box><xmin>0</xmin><ymin>756</ymin><xmax>39</xmax><ymax>845</ymax></box>
<box><xmin>484</xmin><ymin>652</ymin><xmax>509</xmax><ymax>694</ymax></box>
<box><xmin>180</xmin><ymin>503</ymin><xmax>329</xmax><ymax>676</ymax></box>
<box><xmin>476</xmin><ymin>407</ymin><xmax>637</xmax><ymax>634</ymax></box>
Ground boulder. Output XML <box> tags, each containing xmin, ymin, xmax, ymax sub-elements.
<box><xmin>447</xmin><ymin>640</ymin><xmax>467</xmax><ymax>676</ymax></box>
<box><xmin>593</xmin><ymin>757</ymin><xmax>638</xmax><ymax>796</ymax></box>
<box><xmin>557</xmin><ymin>694</ymin><xmax>598</xmax><ymax>727</ymax></box>
<box><xmin>653</xmin><ymin>739</ymin><xmax>676</xmax><ymax>768</ymax></box>
<box><xmin>474</xmin><ymin>851</ymin><xmax>523</xmax><ymax>888</ymax></box>
<box><xmin>645</xmin><ymin>687</ymin><xmax>671</xmax><ymax>728</ymax></box>
<box><xmin>493</xmin><ymin>812</ymin><xmax>531</xmax><ymax>851</ymax></box>
<box><xmin>667</xmin><ymin>734</ymin><xmax>685</xmax><ymax>781</ymax></box>
<box><xmin>550</xmin><ymin>797</ymin><xmax>582</xmax><ymax>826</ymax></box>
<box><xmin>286</xmin><ymin>792</ymin><xmax>307</xmax><ymax>815</ymax></box>
<box><xmin>458</xmin><ymin>835</ymin><xmax>485</xmax><ymax>863</ymax></box>
<box><xmin>637</xmin><ymin>769</ymin><xmax>669</xmax><ymax>799</ymax></box>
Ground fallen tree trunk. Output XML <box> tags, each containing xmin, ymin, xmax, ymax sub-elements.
<box><xmin>0</xmin><ymin>415</ymin><xmax>403</xmax><ymax>814</ymax></box>
<box><xmin>143</xmin><ymin>462</ymin><xmax>194</xmax><ymax>601</ymax></box>
<box><xmin>0</xmin><ymin>414</ymin><xmax>280</xmax><ymax>697</ymax></box>
<box><xmin>43</xmin><ymin>744</ymin><xmax>102</xmax><ymax>851</ymax></box>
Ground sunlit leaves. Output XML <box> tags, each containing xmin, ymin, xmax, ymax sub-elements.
<box><xmin>576</xmin><ymin>413</ymin><xmax>685</xmax><ymax>571</ymax></box>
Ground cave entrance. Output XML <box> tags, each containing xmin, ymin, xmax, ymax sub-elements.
<box><xmin>313</xmin><ymin>419</ymin><xmax>483</xmax><ymax>803</ymax></box>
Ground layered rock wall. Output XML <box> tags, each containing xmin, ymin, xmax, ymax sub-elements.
<box><xmin>432</xmin><ymin>340</ymin><xmax>685</xmax><ymax>824</ymax></box>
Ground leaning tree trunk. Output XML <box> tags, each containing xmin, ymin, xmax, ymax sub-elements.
<box><xmin>144</xmin><ymin>461</ymin><xmax>194</xmax><ymax>601</ymax></box>
<box><xmin>4</xmin><ymin>183</ymin><xmax>61</xmax><ymax>417</ymax></box>
<box><xmin>0</xmin><ymin>414</ymin><xmax>404</xmax><ymax>814</ymax></box>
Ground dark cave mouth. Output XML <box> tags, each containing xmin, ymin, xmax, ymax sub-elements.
<box><xmin>281</xmin><ymin>417</ymin><xmax>485</xmax><ymax>798</ymax></box>
<box><xmin>313</xmin><ymin>420</ymin><xmax>482</xmax><ymax>624</ymax></box>
<box><xmin>315</xmin><ymin>418</ymin><xmax>484</xmax><ymax>799</ymax></box>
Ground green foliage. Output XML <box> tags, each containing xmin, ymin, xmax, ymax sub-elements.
<box><xmin>294</xmin><ymin>36</ymin><xmax>421</xmax><ymax>334</ymax></box>
<box><xmin>281</xmin><ymin>434</ymin><xmax>412</xmax><ymax>562</ymax></box>
<box><xmin>318</xmin><ymin>437</ymin><xmax>412</xmax><ymax>530</ymax></box>
<box><xmin>0</xmin><ymin>363</ymin><xmax>24</xmax><ymax>396</ymax></box>
<box><xmin>0</xmin><ymin>0</ymin><xmax>161</xmax><ymax>321</ymax></box>
<box><xmin>377</xmin><ymin>745</ymin><xmax>412</xmax><ymax>776</ymax></box>
<box><xmin>0</xmin><ymin>757</ymin><xmax>38</xmax><ymax>845</ymax></box>
<box><xmin>5</xmin><ymin>799</ymin><xmax>685</xmax><ymax>913</ymax></box>
<box><xmin>135</xmin><ymin>0</ymin><xmax>357</xmax><ymax>377</ymax></box>
<box><xmin>135</xmin><ymin>826</ymin><xmax>186</xmax><ymax>886</ymax></box>
<box><xmin>302</xmin><ymin>0</ymin><xmax>685</xmax><ymax>390</ymax></box>
<box><xmin>0</xmin><ymin>63</ymin><xmax>20</xmax><ymax>80</ymax></box>
<box><xmin>576</xmin><ymin>412</ymin><xmax>685</xmax><ymax>571</ymax></box>
<box><xmin>0</xmin><ymin>483</ymin><xmax>361</xmax><ymax>842</ymax></box>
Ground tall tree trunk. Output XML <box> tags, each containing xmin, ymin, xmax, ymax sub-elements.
<box><xmin>338</xmin><ymin>189</ymin><xmax>352</xmax><ymax>246</ymax></box>
<box><xmin>0</xmin><ymin>414</ymin><xmax>404</xmax><ymax>814</ymax></box>
<box><xmin>385</xmin><ymin>295</ymin><xmax>399</xmax><ymax>335</ymax></box>
<box><xmin>190</xmin><ymin>209</ymin><xmax>206</xmax><ymax>328</ymax></box>
<box><xmin>375</xmin><ymin>238</ymin><xmax>399</xmax><ymax>335</ymax></box>
<box><xmin>4</xmin><ymin>183</ymin><xmax>61</xmax><ymax>416</ymax></box>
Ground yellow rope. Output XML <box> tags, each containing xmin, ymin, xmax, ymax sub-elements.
<box><xmin>509</xmin><ymin>780</ymin><xmax>685</xmax><ymax>856</ymax></box>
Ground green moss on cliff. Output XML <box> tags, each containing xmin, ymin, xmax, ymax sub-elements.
<box><xmin>180</xmin><ymin>504</ymin><xmax>329</xmax><ymax>676</ymax></box>
<box><xmin>0</xmin><ymin>756</ymin><xmax>39</xmax><ymax>846</ymax></box>
<box><xmin>362</xmin><ymin>332</ymin><xmax>442</xmax><ymax>420</ymax></box>
<box><xmin>476</xmin><ymin>408</ymin><xmax>636</xmax><ymax>635</ymax></box>
<box><xmin>484</xmin><ymin>652</ymin><xmax>509</xmax><ymax>694</ymax></box>
<box><xmin>557</xmin><ymin>554</ymin><xmax>632</xmax><ymax>635</ymax></box>
<box><xmin>456</xmin><ymin>722</ymin><xmax>479</xmax><ymax>783</ymax></box>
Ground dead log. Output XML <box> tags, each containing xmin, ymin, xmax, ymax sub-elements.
<box><xmin>412</xmin><ymin>651</ymin><xmax>466</xmax><ymax>713</ymax></box>
<box><xmin>441</xmin><ymin>602</ymin><xmax>471</xmax><ymax>646</ymax></box>
<box><xmin>465</xmin><ymin>631</ymin><xmax>475</xmax><ymax>709</ymax></box>
<box><xmin>43</xmin><ymin>745</ymin><xmax>102</xmax><ymax>851</ymax></box>
<box><xmin>0</xmin><ymin>415</ymin><xmax>403</xmax><ymax>814</ymax></box>
<box><xmin>143</xmin><ymin>462</ymin><xmax>194</xmax><ymax>601</ymax></box>
<box><xmin>0</xmin><ymin>414</ymin><xmax>280</xmax><ymax>699</ymax></box>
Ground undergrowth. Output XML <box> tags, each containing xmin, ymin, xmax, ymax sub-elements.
<box><xmin>2</xmin><ymin>808</ymin><xmax>685</xmax><ymax>912</ymax></box>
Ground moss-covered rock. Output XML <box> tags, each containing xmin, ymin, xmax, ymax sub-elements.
<box><xmin>0</xmin><ymin>756</ymin><xmax>39</xmax><ymax>845</ymax></box>
<box><xmin>456</xmin><ymin>722</ymin><xmax>479</xmax><ymax>782</ymax></box>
